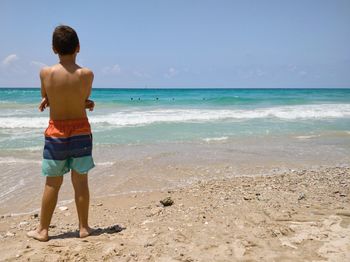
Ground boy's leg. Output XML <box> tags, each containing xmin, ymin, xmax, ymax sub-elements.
<box><xmin>27</xmin><ymin>176</ymin><xmax>63</xmax><ymax>241</ymax></box>
<box><xmin>71</xmin><ymin>170</ymin><xmax>92</xmax><ymax>238</ymax></box>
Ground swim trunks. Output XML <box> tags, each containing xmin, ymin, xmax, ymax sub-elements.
<box><xmin>42</xmin><ymin>118</ymin><xmax>95</xmax><ymax>176</ymax></box>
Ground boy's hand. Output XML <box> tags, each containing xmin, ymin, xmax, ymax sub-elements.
<box><xmin>85</xmin><ymin>99</ymin><xmax>95</xmax><ymax>111</ymax></box>
<box><xmin>39</xmin><ymin>97</ymin><xmax>49</xmax><ymax>112</ymax></box>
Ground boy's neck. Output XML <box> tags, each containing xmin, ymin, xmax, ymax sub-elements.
<box><xmin>58</xmin><ymin>54</ymin><xmax>77</xmax><ymax>65</ymax></box>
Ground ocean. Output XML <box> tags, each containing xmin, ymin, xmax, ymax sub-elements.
<box><xmin>1</xmin><ymin>88</ymin><xmax>350</xmax><ymax>215</ymax></box>
<box><xmin>1</xmin><ymin>88</ymin><xmax>350</xmax><ymax>149</ymax></box>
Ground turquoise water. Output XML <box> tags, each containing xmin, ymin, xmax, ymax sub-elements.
<box><xmin>0</xmin><ymin>88</ymin><xmax>349</xmax><ymax>149</ymax></box>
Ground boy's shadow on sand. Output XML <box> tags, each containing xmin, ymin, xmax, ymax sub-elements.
<box><xmin>50</xmin><ymin>225</ymin><xmax>126</xmax><ymax>240</ymax></box>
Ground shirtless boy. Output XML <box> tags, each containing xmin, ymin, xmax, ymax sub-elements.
<box><xmin>27</xmin><ymin>25</ymin><xmax>95</xmax><ymax>241</ymax></box>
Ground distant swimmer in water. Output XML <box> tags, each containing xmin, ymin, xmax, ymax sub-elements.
<box><xmin>131</xmin><ymin>97</ymin><xmax>133</xmax><ymax>100</ymax></box>
<box><xmin>156</xmin><ymin>97</ymin><xmax>159</xmax><ymax>100</ymax></box>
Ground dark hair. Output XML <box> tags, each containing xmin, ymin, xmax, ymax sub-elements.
<box><xmin>52</xmin><ymin>25</ymin><xmax>79</xmax><ymax>55</ymax></box>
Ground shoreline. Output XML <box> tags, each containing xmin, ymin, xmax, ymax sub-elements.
<box><xmin>1</xmin><ymin>135</ymin><xmax>350</xmax><ymax>216</ymax></box>
<box><xmin>0</xmin><ymin>166</ymin><xmax>349</xmax><ymax>261</ymax></box>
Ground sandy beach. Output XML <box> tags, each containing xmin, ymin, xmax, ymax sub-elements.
<box><xmin>0</xmin><ymin>166</ymin><xmax>349</xmax><ymax>261</ymax></box>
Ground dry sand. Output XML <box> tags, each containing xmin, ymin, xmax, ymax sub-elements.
<box><xmin>0</xmin><ymin>166</ymin><xmax>349</xmax><ymax>261</ymax></box>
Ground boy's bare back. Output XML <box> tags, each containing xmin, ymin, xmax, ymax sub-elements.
<box><xmin>27</xmin><ymin>25</ymin><xmax>96</xmax><ymax>242</ymax></box>
<box><xmin>41</xmin><ymin>63</ymin><xmax>93</xmax><ymax>120</ymax></box>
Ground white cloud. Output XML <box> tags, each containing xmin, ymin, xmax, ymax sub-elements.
<box><xmin>102</xmin><ymin>64</ymin><xmax>121</xmax><ymax>75</ymax></box>
<box><xmin>133</xmin><ymin>70</ymin><xmax>151</xmax><ymax>79</ymax></box>
<box><xmin>0</xmin><ymin>54</ymin><xmax>26</xmax><ymax>75</ymax></box>
<box><xmin>298</xmin><ymin>70</ymin><xmax>307</xmax><ymax>76</ymax></box>
<box><xmin>164</xmin><ymin>67</ymin><xmax>178</xmax><ymax>78</ymax></box>
<box><xmin>2</xmin><ymin>54</ymin><xmax>19</xmax><ymax>66</ymax></box>
<box><xmin>255</xmin><ymin>68</ymin><xmax>265</xmax><ymax>77</ymax></box>
<box><xmin>236</xmin><ymin>67</ymin><xmax>266</xmax><ymax>79</ymax></box>
<box><xmin>31</xmin><ymin>61</ymin><xmax>48</xmax><ymax>68</ymax></box>
<box><xmin>287</xmin><ymin>64</ymin><xmax>297</xmax><ymax>72</ymax></box>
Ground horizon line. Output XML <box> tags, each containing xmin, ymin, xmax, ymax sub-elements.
<box><xmin>0</xmin><ymin>86</ymin><xmax>350</xmax><ymax>90</ymax></box>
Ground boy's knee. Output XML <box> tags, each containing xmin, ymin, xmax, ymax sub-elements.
<box><xmin>73</xmin><ymin>181</ymin><xmax>89</xmax><ymax>196</ymax></box>
<box><xmin>46</xmin><ymin>176</ymin><xmax>63</xmax><ymax>189</ymax></box>
<box><xmin>72</xmin><ymin>175</ymin><xmax>88</xmax><ymax>188</ymax></box>
<box><xmin>73</xmin><ymin>178</ymin><xmax>88</xmax><ymax>187</ymax></box>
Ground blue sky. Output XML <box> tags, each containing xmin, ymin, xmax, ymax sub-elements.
<box><xmin>1</xmin><ymin>0</ymin><xmax>349</xmax><ymax>88</ymax></box>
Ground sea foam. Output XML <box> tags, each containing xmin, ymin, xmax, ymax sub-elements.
<box><xmin>202</xmin><ymin>136</ymin><xmax>229</xmax><ymax>142</ymax></box>
<box><xmin>0</xmin><ymin>104</ymin><xmax>349</xmax><ymax>129</ymax></box>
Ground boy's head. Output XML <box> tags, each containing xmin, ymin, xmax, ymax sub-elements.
<box><xmin>52</xmin><ymin>25</ymin><xmax>80</xmax><ymax>55</ymax></box>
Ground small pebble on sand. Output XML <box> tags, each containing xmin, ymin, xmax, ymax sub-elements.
<box><xmin>160</xmin><ymin>197</ymin><xmax>174</xmax><ymax>207</ymax></box>
<box><xmin>58</xmin><ymin>206</ymin><xmax>68</xmax><ymax>211</ymax></box>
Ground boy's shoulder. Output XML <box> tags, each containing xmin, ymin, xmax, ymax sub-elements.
<box><xmin>78</xmin><ymin>67</ymin><xmax>94</xmax><ymax>77</ymax></box>
<box><xmin>39</xmin><ymin>64</ymin><xmax>59</xmax><ymax>79</ymax></box>
<box><xmin>78</xmin><ymin>67</ymin><xmax>94</xmax><ymax>83</ymax></box>
<box><xmin>39</xmin><ymin>65</ymin><xmax>93</xmax><ymax>79</ymax></box>
<box><xmin>39</xmin><ymin>65</ymin><xmax>53</xmax><ymax>76</ymax></box>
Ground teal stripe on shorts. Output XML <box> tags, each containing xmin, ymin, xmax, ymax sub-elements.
<box><xmin>42</xmin><ymin>155</ymin><xmax>95</xmax><ymax>177</ymax></box>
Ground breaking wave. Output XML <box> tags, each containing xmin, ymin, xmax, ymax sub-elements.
<box><xmin>0</xmin><ymin>104</ymin><xmax>350</xmax><ymax>129</ymax></box>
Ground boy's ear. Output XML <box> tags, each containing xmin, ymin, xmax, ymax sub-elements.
<box><xmin>52</xmin><ymin>46</ymin><xmax>58</xmax><ymax>54</ymax></box>
<box><xmin>76</xmin><ymin>44</ymin><xmax>80</xmax><ymax>54</ymax></box>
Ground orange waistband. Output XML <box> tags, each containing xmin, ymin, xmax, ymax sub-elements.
<box><xmin>48</xmin><ymin>118</ymin><xmax>89</xmax><ymax>126</ymax></box>
<box><xmin>45</xmin><ymin>118</ymin><xmax>91</xmax><ymax>138</ymax></box>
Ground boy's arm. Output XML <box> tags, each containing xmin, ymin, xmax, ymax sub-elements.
<box><xmin>82</xmin><ymin>68</ymin><xmax>94</xmax><ymax>111</ymax></box>
<box><xmin>39</xmin><ymin>68</ymin><xmax>49</xmax><ymax>112</ymax></box>
<box><xmin>82</xmin><ymin>68</ymin><xmax>94</xmax><ymax>100</ymax></box>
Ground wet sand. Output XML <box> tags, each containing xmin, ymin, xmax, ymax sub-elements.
<box><xmin>1</xmin><ymin>135</ymin><xmax>350</xmax><ymax>216</ymax></box>
<box><xmin>0</xmin><ymin>166</ymin><xmax>349</xmax><ymax>261</ymax></box>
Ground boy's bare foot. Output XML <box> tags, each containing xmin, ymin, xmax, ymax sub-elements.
<box><xmin>26</xmin><ymin>229</ymin><xmax>49</xmax><ymax>242</ymax></box>
<box><xmin>79</xmin><ymin>227</ymin><xmax>93</xmax><ymax>238</ymax></box>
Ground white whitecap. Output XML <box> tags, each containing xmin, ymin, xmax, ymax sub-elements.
<box><xmin>95</xmin><ymin>161</ymin><xmax>115</xmax><ymax>166</ymax></box>
<box><xmin>0</xmin><ymin>104</ymin><xmax>349</xmax><ymax>129</ymax></box>
<box><xmin>202</xmin><ymin>136</ymin><xmax>229</xmax><ymax>142</ymax></box>
<box><xmin>295</xmin><ymin>135</ymin><xmax>320</xmax><ymax>139</ymax></box>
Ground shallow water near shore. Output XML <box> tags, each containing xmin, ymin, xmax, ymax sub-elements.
<box><xmin>1</xmin><ymin>134</ymin><xmax>349</xmax><ymax>215</ymax></box>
